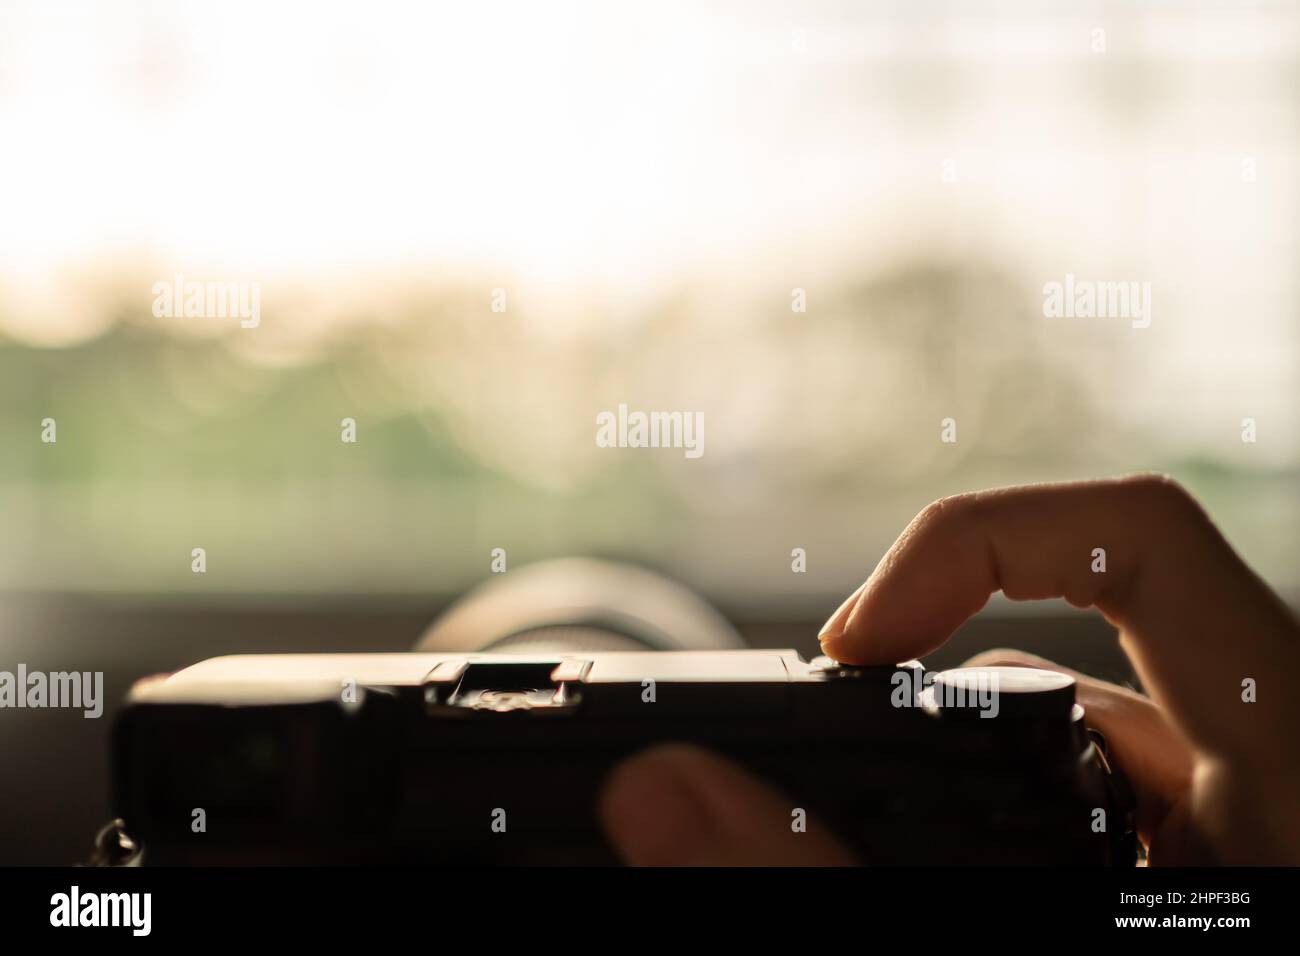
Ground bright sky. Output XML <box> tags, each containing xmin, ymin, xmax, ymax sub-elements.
<box><xmin>0</xmin><ymin>0</ymin><xmax>1296</xmax><ymax>466</ymax></box>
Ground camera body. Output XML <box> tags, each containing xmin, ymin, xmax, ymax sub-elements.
<box><xmin>112</xmin><ymin>648</ymin><xmax>1137</xmax><ymax>865</ymax></box>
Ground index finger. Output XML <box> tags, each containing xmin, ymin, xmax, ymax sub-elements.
<box><xmin>818</xmin><ymin>475</ymin><xmax>1300</xmax><ymax>766</ymax></box>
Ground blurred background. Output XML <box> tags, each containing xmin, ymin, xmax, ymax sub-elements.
<box><xmin>1</xmin><ymin>0</ymin><xmax>1297</xmax><ymax>863</ymax></box>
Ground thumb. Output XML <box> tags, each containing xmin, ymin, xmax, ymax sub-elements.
<box><xmin>598</xmin><ymin>743</ymin><xmax>857</xmax><ymax>866</ymax></box>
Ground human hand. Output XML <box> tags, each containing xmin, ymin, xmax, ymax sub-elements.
<box><xmin>599</xmin><ymin>476</ymin><xmax>1300</xmax><ymax>865</ymax></box>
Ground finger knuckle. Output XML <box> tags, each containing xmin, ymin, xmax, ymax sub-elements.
<box><xmin>1118</xmin><ymin>472</ymin><xmax>1199</xmax><ymax>516</ymax></box>
<box><xmin>915</xmin><ymin>492</ymin><xmax>978</xmax><ymax>529</ymax></box>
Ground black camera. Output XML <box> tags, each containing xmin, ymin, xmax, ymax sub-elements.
<box><xmin>111</xmin><ymin>650</ymin><xmax>1137</xmax><ymax>865</ymax></box>
<box><xmin>107</xmin><ymin>562</ymin><xmax>1137</xmax><ymax>865</ymax></box>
